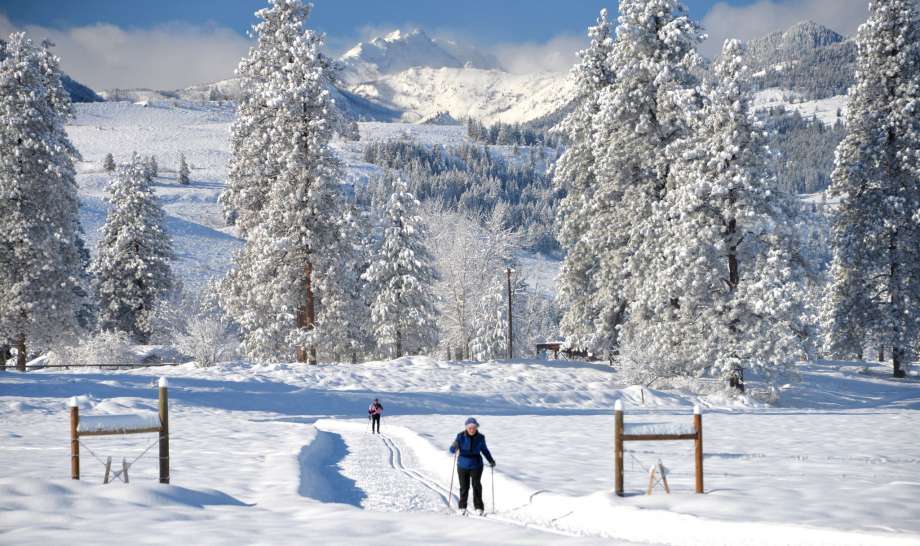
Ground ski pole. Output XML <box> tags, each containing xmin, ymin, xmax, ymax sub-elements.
<box><xmin>491</xmin><ymin>464</ymin><xmax>495</xmax><ymax>514</ymax></box>
<box><xmin>448</xmin><ymin>450</ymin><xmax>459</xmax><ymax>509</ymax></box>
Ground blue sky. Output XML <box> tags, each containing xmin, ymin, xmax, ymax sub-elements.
<box><xmin>0</xmin><ymin>0</ymin><xmax>869</xmax><ymax>89</ymax></box>
<box><xmin>0</xmin><ymin>1</ymin><xmax>752</xmax><ymax>46</ymax></box>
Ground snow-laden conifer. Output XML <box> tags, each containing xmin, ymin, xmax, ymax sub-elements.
<box><xmin>177</xmin><ymin>153</ymin><xmax>190</xmax><ymax>185</ymax></box>
<box><xmin>103</xmin><ymin>152</ymin><xmax>115</xmax><ymax>172</ymax></box>
<box><xmin>363</xmin><ymin>179</ymin><xmax>437</xmax><ymax>357</ymax></box>
<box><xmin>147</xmin><ymin>155</ymin><xmax>158</xmax><ymax>178</ymax></box>
<box><xmin>219</xmin><ymin>0</ymin><xmax>351</xmax><ymax>363</ymax></box>
<box><xmin>553</xmin><ymin>9</ymin><xmax>617</xmax><ymax>354</ymax></box>
<box><xmin>824</xmin><ymin>0</ymin><xmax>920</xmax><ymax>377</ymax></box>
<box><xmin>220</xmin><ymin>0</ymin><xmax>353</xmax><ymax>235</ymax></box>
<box><xmin>555</xmin><ymin>1</ymin><xmax>703</xmax><ymax>359</ymax></box>
<box><xmin>91</xmin><ymin>154</ymin><xmax>174</xmax><ymax>341</ymax></box>
<box><xmin>315</xmin><ymin>204</ymin><xmax>375</xmax><ymax>362</ymax></box>
<box><xmin>621</xmin><ymin>39</ymin><xmax>810</xmax><ymax>388</ymax></box>
<box><xmin>0</xmin><ymin>34</ymin><xmax>89</xmax><ymax>369</ymax></box>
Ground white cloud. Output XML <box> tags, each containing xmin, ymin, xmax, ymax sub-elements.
<box><xmin>494</xmin><ymin>34</ymin><xmax>586</xmax><ymax>74</ymax></box>
<box><xmin>700</xmin><ymin>0</ymin><xmax>870</xmax><ymax>57</ymax></box>
<box><xmin>0</xmin><ymin>13</ymin><xmax>252</xmax><ymax>90</ymax></box>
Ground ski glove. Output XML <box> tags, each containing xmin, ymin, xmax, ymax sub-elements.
<box><xmin>489</xmin><ymin>460</ymin><xmax>496</xmax><ymax>468</ymax></box>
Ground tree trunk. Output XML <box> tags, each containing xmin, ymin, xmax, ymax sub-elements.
<box><xmin>889</xmin><ymin>230</ymin><xmax>906</xmax><ymax>378</ymax></box>
<box><xmin>0</xmin><ymin>343</ymin><xmax>10</xmax><ymax>371</ymax></box>
<box><xmin>729</xmin><ymin>366</ymin><xmax>745</xmax><ymax>393</ymax></box>
<box><xmin>879</xmin><ymin>346</ymin><xmax>885</xmax><ymax>362</ymax></box>
<box><xmin>395</xmin><ymin>329</ymin><xmax>402</xmax><ymax>358</ymax></box>
<box><xmin>296</xmin><ymin>261</ymin><xmax>317</xmax><ymax>365</ymax></box>
<box><xmin>16</xmin><ymin>334</ymin><xmax>26</xmax><ymax>372</ymax></box>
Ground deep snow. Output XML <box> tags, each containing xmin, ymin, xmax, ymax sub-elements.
<box><xmin>2</xmin><ymin>358</ymin><xmax>919</xmax><ymax>545</ymax></box>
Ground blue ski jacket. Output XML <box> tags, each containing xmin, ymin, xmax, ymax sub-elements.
<box><xmin>449</xmin><ymin>431</ymin><xmax>495</xmax><ymax>470</ymax></box>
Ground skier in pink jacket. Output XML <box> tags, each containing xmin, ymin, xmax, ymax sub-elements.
<box><xmin>368</xmin><ymin>398</ymin><xmax>383</xmax><ymax>434</ymax></box>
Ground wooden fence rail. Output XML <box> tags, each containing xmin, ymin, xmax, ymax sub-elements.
<box><xmin>614</xmin><ymin>400</ymin><xmax>703</xmax><ymax>496</ymax></box>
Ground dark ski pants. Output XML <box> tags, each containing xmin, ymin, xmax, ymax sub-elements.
<box><xmin>458</xmin><ymin>467</ymin><xmax>484</xmax><ymax>510</ymax></box>
<box><xmin>371</xmin><ymin>414</ymin><xmax>381</xmax><ymax>433</ymax></box>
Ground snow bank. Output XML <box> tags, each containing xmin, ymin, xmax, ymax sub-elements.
<box><xmin>77</xmin><ymin>413</ymin><xmax>160</xmax><ymax>433</ymax></box>
<box><xmin>622</xmin><ymin>422</ymin><xmax>696</xmax><ymax>436</ymax></box>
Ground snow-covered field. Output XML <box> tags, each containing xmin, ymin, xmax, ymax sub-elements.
<box><xmin>2</xmin><ymin>358</ymin><xmax>918</xmax><ymax>545</ymax></box>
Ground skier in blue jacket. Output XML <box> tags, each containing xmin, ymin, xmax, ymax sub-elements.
<box><xmin>449</xmin><ymin>417</ymin><xmax>495</xmax><ymax>515</ymax></box>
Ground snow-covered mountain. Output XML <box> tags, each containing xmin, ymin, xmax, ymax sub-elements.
<box><xmin>336</xmin><ymin>28</ymin><xmax>572</xmax><ymax>124</ymax></box>
<box><xmin>339</xmin><ymin>28</ymin><xmax>501</xmax><ymax>83</ymax></box>
<box><xmin>742</xmin><ymin>20</ymin><xmax>856</xmax><ymax>100</ymax></box>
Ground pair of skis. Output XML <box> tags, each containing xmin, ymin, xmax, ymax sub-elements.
<box><xmin>447</xmin><ymin>450</ymin><xmax>496</xmax><ymax>516</ymax></box>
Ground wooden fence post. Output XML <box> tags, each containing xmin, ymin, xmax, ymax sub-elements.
<box><xmin>694</xmin><ymin>405</ymin><xmax>703</xmax><ymax>494</ymax></box>
<box><xmin>615</xmin><ymin>399</ymin><xmax>624</xmax><ymax>497</ymax></box>
<box><xmin>158</xmin><ymin>377</ymin><xmax>169</xmax><ymax>484</ymax></box>
<box><xmin>69</xmin><ymin>397</ymin><xmax>80</xmax><ymax>480</ymax></box>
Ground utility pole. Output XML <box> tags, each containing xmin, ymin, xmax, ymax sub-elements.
<box><xmin>506</xmin><ymin>267</ymin><xmax>514</xmax><ymax>359</ymax></box>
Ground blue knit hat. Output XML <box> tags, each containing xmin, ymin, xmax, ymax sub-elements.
<box><xmin>465</xmin><ymin>417</ymin><xmax>479</xmax><ymax>427</ymax></box>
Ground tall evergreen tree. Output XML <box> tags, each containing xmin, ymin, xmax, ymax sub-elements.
<box><xmin>557</xmin><ymin>1</ymin><xmax>703</xmax><ymax>360</ymax></box>
<box><xmin>0</xmin><ymin>34</ymin><xmax>89</xmax><ymax>370</ymax></box>
<box><xmin>553</xmin><ymin>9</ymin><xmax>617</xmax><ymax>354</ymax></box>
<box><xmin>103</xmin><ymin>152</ymin><xmax>115</xmax><ymax>172</ymax></box>
<box><xmin>219</xmin><ymin>0</ymin><xmax>350</xmax><ymax>363</ymax></box>
<box><xmin>177</xmin><ymin>153</ymin><xmax>190</xmax><ymax>185</ymax></box>
<box><xmin>623</xmin><ymin>39</ymin><xmax>810</xmax><ymax>388</ymax></box>
<box><xmin>91</xmin><ymin>154</ymin><xmax>174</xmax><ymax>342</ymax></box>
<box><xmin>363</xmin><ymin>179</ymin><xmax>437</xmax><ymax>358</ymax></box>
<box><xmin>825</xmin><ymin>0</ymin><xmax>920</xmax><ymax>377</ymax></box>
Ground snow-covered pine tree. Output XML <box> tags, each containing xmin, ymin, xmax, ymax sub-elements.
<box><xmin>563</xmin><ymin>1</ymin><xmax>703</xmax><ymax>363</ymax></box>
<box><xmin>91</xmin><ymin>153</ymin><xmax>174</xmax><ymax>342</ymax></box>
<box><xmin>825</xmin><ymin>0</ymin><xmax>920</xmax><ymax>377</ymax></box>
<box><xmin>622</xmin><ymin>39</ymin><xmax>810</xmax><ymax>389</ymax></box>
<box><xmin>553</xmin><ymin>9</ymin><xmax>617</xmax><ymax>355</ymax></box>
<box><xmin>0</xmin><ymin>34</ymin><xmax>89</xmax><ymax>370</ymax></box>
<box><xmin>177</xmin><ymin>153</ymin><xmax>190</xmax><ymax>185</ymax></box>
<box><xmin>219</xmin><ymin>0</ymin><xmax>354</xmax><ymax>235</ymax></box>
<box><xmin>147</xmin><ymin>155</ymin><xmax>158</xmax><ymax>178</ymax></box>
<box><xmin>363</xmin><ymin>178</ymin><xmax>437</xmax><ymax>358</ymax></box>
<box><xmin>219</xmin><ymin>0</ymin><xmax>351</xmax><ymax>363</ymax></box>
<box><xmin>103</xmin><ymin>152</ymin><xmax>115</xmax><ymax>172</ymax></box>
<box><xmin>314</xmin><ymin>204</ymin><xmax>375</xmax><ymax>362</ymax></box>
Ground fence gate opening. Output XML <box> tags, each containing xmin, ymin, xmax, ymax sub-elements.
<box><xmin>614</xmin><ymin>400</ymin><xmax>703</xmax><ymax>496</ymax></box>
<box><xmin>69</xmin><ymin>377</ymin><xmax>170</xmax><ymax>484</ymax></box>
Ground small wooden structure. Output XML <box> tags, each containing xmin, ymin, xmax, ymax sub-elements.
<box><xmin>69</xmin><ymin>377</ymin><xmax>170</xmax><ymax>484</ymax></box>
<box><xmin>614</xmin><ymin>400</ymin><xmax>703</xmax><ymax>496</ymax></box>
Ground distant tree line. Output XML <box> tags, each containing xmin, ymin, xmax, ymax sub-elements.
<box><xmin>466</xmin><ymin>118</ymin><xmax>564</xmax><ymax>148</ymax></box>
<box><xmin>361</xmin><ymin>140</ymin><xmax>562</xmax><ymax>254</ymax></box>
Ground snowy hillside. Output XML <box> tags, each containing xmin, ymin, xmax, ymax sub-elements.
<box><xmin>66</xmin><ymin>101</ymin><xmax>559</xmax><ymax>293</ymax></box>
<box><xmin>346</xmin><ymin>65</ymin><xmax>572</xmax><ymax>124</ymax></box>
<box><xmin>754</xmin><ymin>88</ymin><xmax>848</xmax><ymax>127</ymax></box>
<box><xmin>2</xmin><ymin>358</ymin><xmax>919</xmax><ymax>544</ymax></box>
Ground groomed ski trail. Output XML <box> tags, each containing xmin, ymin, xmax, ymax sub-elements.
<box><xmin>313</xmin><ymin>420</ymin><xmax>581</xmax><ymax>538</ymax></box>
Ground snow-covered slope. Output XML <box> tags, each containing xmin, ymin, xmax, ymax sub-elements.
<box><xmin>754</xmin><ymin>88</ymin><xmax>848</xmax><ymax>127</ymax></box>
<box><xmin>347</xmin><ymin>65</ymin><xmax>571</xmax><ymax>124</ymax></box>
<box><xmin>66</xmin><ymin>102</ymin><xmax>559</xmax><ymax>294</ymax></box>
